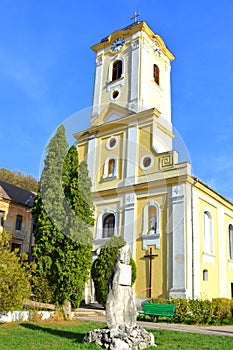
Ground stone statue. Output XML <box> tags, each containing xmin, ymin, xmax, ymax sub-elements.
<box><xmin>106</xmin><ymin>244</ymin><xmax>137</xmax><ymax>329</ymax></box>
<box><xmin>84</xmin><ymin>244</ymin><xmax>155</xmax><ymax>349</ymax></box>
<box><xmin>149</xmin><ymin>214</ymin><xmax>156</xmax><ymax>234</ymax></box>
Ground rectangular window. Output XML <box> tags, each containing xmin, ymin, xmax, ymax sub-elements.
<box><xmin>0</xmin><ymin>210</ymin><xmax>5</xmax><ymax>227</ymax></box>
<box><xmin>229</xmin><ymin>225</ymin><xmax>233</xmax><ymax>260</ymax></box>
<box><xmin>15</xmin><ymin>214</ymin><xmax>23</xmax><ymax>231</ymax></box>
<box><xmin>153</xmin><ymin>64</ymin><xmax>160</xmax><ymax>85</ymax></box>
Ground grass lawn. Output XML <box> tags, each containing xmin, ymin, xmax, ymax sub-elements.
<box><xmin>0</xmin><ymin>320</ymin><xmax>232</xmax><ymax>350</ymax></box>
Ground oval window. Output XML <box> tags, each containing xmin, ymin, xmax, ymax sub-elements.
<box><xmin>140</xmin><ymin>155</ymin><xmax>154</xmax><ymax>170</ymax></box>
<box><xmin>106</xmin><ymin>136</ymin><xmax>118</xmax><ymax>150</ymax></box>
<box><xmin>112</xmin><ymin>90</ymin><xmax>119</xmax><ymax>99</ymax></box>
<box><xmin>143</xmin><ymin>157</ymin><xmax>151</xmax><ymax>168</ymax></box>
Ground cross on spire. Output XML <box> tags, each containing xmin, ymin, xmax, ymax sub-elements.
<box><xmin>131</xmin><ymin>11</ymin><xmax>140</xmax><ymax>23</ymax></box>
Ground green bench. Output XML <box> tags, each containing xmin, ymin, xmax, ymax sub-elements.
<box><xmin>138</xmin><ymin>302</ymin><xmax>176</xmax><ymax>322</ymax></box>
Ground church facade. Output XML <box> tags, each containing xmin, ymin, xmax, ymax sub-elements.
<box><xmin>74</xmin><ymin>21</ymin><xmax>233</xmax><ymax>302</ymax></box>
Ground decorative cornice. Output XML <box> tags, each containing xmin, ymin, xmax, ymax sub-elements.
<box><xmin>91</xmin><ymin>21</ymin><xmax>175</xmax><ymax>61</ymax></box>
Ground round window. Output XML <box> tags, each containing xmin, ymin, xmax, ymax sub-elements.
<box><xmin>109</xmin><ymin>138</ymin><xmax>116</xmax><ymax>148</ymax></box>
<box><xmin>140</xmin><ymin>155</ymin><xmax>154</xmax><ymax>170</ymax></box>
<box><xmin>143</xmin><ymin>157</ymin><xmax>151</xmax><ymax>168</ymax></box>
<box><xmin>112</xmin><ymin>90</ymin><xmax>119</xmax><ymax>99</ymax></box>
<box><xmin>106</xmin><ymin>136</ymin><xmax>118</xmax><ymax>150</ymax></box>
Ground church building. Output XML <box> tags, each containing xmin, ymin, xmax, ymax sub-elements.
<box><xmin>74</xmin><ymin>20</ymin><xmax>233</xmax><ymax>302</ymax></box>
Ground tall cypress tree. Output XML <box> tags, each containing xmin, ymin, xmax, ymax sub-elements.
<box><xmin>32</xmin><ymin>128</ymin><xmax>94</xmax><ymax>307</ymax></box>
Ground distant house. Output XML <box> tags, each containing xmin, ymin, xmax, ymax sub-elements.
<box><xmin>0</xmin><ymin>180</ymin><xmax>36</xmax><ymax>254</ymax></box>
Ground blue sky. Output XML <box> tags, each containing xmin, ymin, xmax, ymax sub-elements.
<box><xmin>0</xmin><ymin>0</ymin><xmax>232</xmax><ymax>202</ymax></box>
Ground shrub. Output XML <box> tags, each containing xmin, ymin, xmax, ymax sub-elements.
<box><xmin>170</xmin><ymin>298</ymin><xmax>189</xmax><ymax>323</ymax></box>
<box><xmin>31</xmin><ymin>275</ymin><xmax>53</xmax><ymax>304</ymax></box>
<box><xmin>188</xmin><ymin>299</ymin><xmax>214</xmax><ymax>325</ymax></box>
<box><xmin>0</xmin><ymin>229</ymin><xmax>31</xmax><ymax>311</ymax></box>
<box><xmin>212</xmin><ymin>298</ymin><xmax>232</xmax><ymax>324</ymax></box>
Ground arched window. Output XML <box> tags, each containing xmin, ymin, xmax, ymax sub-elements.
<box><xmin>203</xmin><ymin>211</ymin><xmax>213</xmax><ymax>254</ymax></box>
<box><xmin>112</xmin><ymin>60</ymin><xmax>122</xmax><ymax>81</ymax></box>
<box><xmin>203</xmin><ymin>269</ymin><xmax>208</xmax><ymax>281</ymax></box>
<box><xmin>103</xmin><ymin>156</ymin><xmax>118</xmax><ymax>179</ymax></box>
<box><xmin>103</xmin><ymin>214</ymin><xmax>115</xmax><ymax>238</ymax></box>
<box><xmin>141</xmin><ymin>201</ymin><xmax>161</xmax><ymax>249</ymax></box>
<box><xmin>229</xmin><ymin>224</ymin><xmax>233</xmax><ymax>260</ymax></box>
<box><xmin>148</xmin><ymin>205</ymin><xmax>157</xmax><ymax>234</ymax></box>
<box><xmin>153</xmin><ymin>64</ymin><xmax>160</xmax><ymax>85</ymax></box>
<box><xmin>95</xmin><ymin>209</ymin><xmax>118</xmax><ymax>240</ymax></box>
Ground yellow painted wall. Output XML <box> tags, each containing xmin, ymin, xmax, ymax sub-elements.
<box><xmin>138</xmin><ymin>125</ymin><xmax>158</xmax><ymax>177</ymax></box>
<box><xmin>135</xmin><ymin>193</ymin><xmax>167</xmax><ymax>299</ymax></box>
<box><xmin>198</xmin><ymin>197</ymin><xmax>219</xmax><ymax>299</ymax></box>
<box><xmin>77</xmin><ymin>142</ymin><xmax>88</xmax><ymax>163</ymax></box>
<box><xmin>0</xmin><ymin>198</ymin><xmax>33</xmax><ymax>253</ymax></box>
<box><xmin>224</xmin><ymin>213</ymin><xmax>233</xmax><ymax>298</ymax></box>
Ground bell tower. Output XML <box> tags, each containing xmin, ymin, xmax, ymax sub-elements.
<box><xmin>91</xmin><ymin>20</ymin><xmax>175</xmax><ymax>124</ymax></box>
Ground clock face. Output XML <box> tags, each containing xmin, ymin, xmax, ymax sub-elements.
<box><xmin>152</xmin><ymin>42</ymin><xmax>161</xmax><ymax>57</ymax></box>
<box><xmin>111</xmin><ymin>37</ymin><xmax>125</xmax><ymax>53</ymax></box>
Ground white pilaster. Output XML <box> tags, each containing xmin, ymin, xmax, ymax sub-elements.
<box><xmin>169</xmin><ymin>184</ymin><xmax>187</xmax><ymax>299</ymax></box>
<box><xmin>129</xmin><ymin>38</ymin><xmax>140</xmax><ymax>112</ymax></box>
<box><xmin>123</xmin><ymin>193</ymin><xmax>136</xmax><ymax>258</ymax></box>
<box><xmin>218</xmin><ymin>207</ymin><xmax>227</xmax><ymax>297</ymax></box>
<box><xmin>125</xmin><ymin>126</ymin><xmax>138</xmax><ymax>184</ymax></box>
<box><xmin>140</xmin><ymin>39</ymin><xmax>150</xmax><ymax>110</ymax></box>
<box><xmin>92</xmin><ymin>53</ymin><xmax>104</xmax><ymax>117</ymax></box>
<box><xmin>165</xmin><ymin>65</ymin><xmax>172</xmax><ymax>123</ymax></box>
<box><xmin>192</xmin><ymin>187</ymin><xmax>201</xmax><ymax>299</ymax></box>
<box><xmin>87</xmin><ymin>137</ymin><xmax>97</xmax><ymax>191</ymax></box>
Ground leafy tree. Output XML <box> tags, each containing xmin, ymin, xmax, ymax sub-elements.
<box><xmin>0</xmin><ymin>229</ymin><xmax>31</xmax><ymax>311</ymax></box>
<box><xmin>32</xmin><ymin>127</ymin><xmax>93</xmax><ymax>308</ymax></box>
<box><xmin>91</xmin><ymin>236</ymin><xmax>136</xmax><ymax>307</ymax></box>
<box><xmin>0</xmin><ymin>168</ymin><xmax>38</xmax><ymax>192</ymax></box>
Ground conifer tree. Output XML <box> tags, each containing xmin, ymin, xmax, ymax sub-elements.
<box><xmin>32</xmin><ymin>127</ymin><xmax>94</xmax><ymax>307</ymax></box>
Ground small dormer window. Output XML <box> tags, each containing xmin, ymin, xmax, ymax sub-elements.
<box><xmin>153</xmin><ymin>64</ymin><xmax>160</xmax><ymax>85</ymax></box>
<box><xmin>112</xmin><ymin>60</ymin><xmax>122</xmax><ymax>81</ymax></box>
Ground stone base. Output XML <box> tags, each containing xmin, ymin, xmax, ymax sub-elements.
<box><xmin>169</xmin><ymin>288</ymin><xmax>187</xmax><ymax>299</ymax></box>
<box><xmin>84</xmin><ymin>325</ymin><xmax>156</xmax><ymax>349</ymax></box>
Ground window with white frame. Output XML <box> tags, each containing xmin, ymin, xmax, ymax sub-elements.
<box><xmin>142</xmin><ymin>201</ymin><xmax>160</xmax><ymax>236</ymax></box>
<box><xmin>203</xmin><ymin>269</ymin><xmax>208</xmax><ymax>281</ymax></box>
<box><xmin>141</xmin><ymin>201</ymin><xmax>161</xmax><ymax>249</ymax></box>
<box><xmin>95</xmin><ymin>209</ymin><xmax>118</xmax><ymax>240</ymax></box>
<box><xmin>103</xmin><ymin>156</ymin><xmax>118</xmax><ymax>179</ymax></box>
<box><xmin>112</xmin><ymin>60</ymin><xmax>122</xmax><ymax>81</ymax></box>
<box><xmin>108</xmin><ymin>58</ymin><xmax>125</xmax><ymax>84</ymax></box>
<box><xmin>203</xmin><ymin>211</ymin><xmax>213</xmax><ymax>254</ymax></box>
<box><xmin>229</xmin><ymin>224</ymin><xmax>233</xmax><ymax>260</ymax></box>
<box><xmin>103</xmin><ymin>214</ymin><xmax>115</xmax><ymax>238</ymax></box>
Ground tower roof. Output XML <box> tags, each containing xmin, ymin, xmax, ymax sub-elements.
<box><xmin>91</xmin><ymin>21</ymin><xmax>175</xmax><ymax>61</ymax></box>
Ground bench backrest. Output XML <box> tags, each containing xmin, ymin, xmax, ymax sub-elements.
<box><xmin>143</xmin><ymin>303</ymin><xmax>176</xmax><ymax>316</ymax></box>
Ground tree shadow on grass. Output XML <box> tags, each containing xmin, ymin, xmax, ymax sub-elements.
<box><xmin>20</xmin><ymin>323</ymin><xmax>84</xmax><ymax>343</ymax></box>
